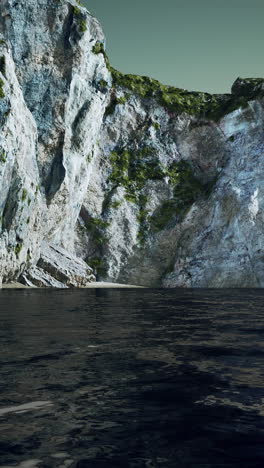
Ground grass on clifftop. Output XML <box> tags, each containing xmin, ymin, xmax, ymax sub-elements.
<box><xmin>110</xmin><ymin>70</ymin><xmax>262</xmax><ymax>121</ymax></box>
<box><xmin>92</xmin><ymin>41</ymin><xmax>264</xmax><ymax>121</ymax></box>
<box><xmin>73</xmin><ymin>4</ymin><xmax>87</xmax><ymax>33</ymax></box>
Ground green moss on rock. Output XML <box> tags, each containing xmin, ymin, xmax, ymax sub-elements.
<box><xmin>91</xmin><ymin>39</ymin><xmax>264</xmax><ymax>121</ymax></box>
<box><xmin>91</xmin><ymin>42</ymin><xmax>112</xmax><ymax>73</ymax></box>
<box><xmin>73</xmin><ymin>6</ymin><xmax>81</xmax><ymax>15</ymax></box>
<box><xmin>108</xmin><ymin>147</ymin><xmax>166</xmax><ymax>203</ymax></box>
<box><xmin>110</xmin><ymin>200</ymin><xmax>122</xmax><ymax>209</ymax></box>
<box><xmin>107</xmin><ymin>147</ymin><xmax>214</xmax><ymax>242</ymax></box>
<box><xmin>153</xmin><ymin>121</ymin><xmax>160</xmax><ymax>130</ymax></box>
<box><xmin>150</xmin><ymin>161</ymin><xmax>215</xmax><ymax>231</ymax></box>
<box><xmin>21</xmin><ymin>188</ymin><xmax>28</xmax><ymax>202</ymax></box>
<box><xmin>102</xmin><ymin>196</ymin><xmax>122</xmax><ymax>211</ymax></box>
<box><xmin>98</xmin><ymin>79</ymin><xmax>108</xmax><ymax>92</ymax></box>
<box><xmin>150</xmin><ymin>200</ymin><xmax>178</xmax><ymax>232</ymax></box>
<box><xmin>0</xmin><ymin>78</ymin><xmax>5</xmax><ymax>99</ymax></box>
<box><xmin>109</xmin><ymin>68</ymin><xmax>218</xmax><ymax>118</ymax></box>
<box><xmin>117</xmin><ymin>96</ymin><xmax>127</xmax><ymax>105</ymax></box>
<box><xmin>85</xmin><ymin>216</ymin><xmax>110</xmax><ymax>246</ymax></box>
<box><xmin>79</xmin><ymin>19</ymin><xmax>87</xmax><ymax>32</ymax></box>
<box><xmin>104</xmin><ymin>94</ymin><xmax>128</xmax><ymax>117</ymax></box>
<box><xmin>14</xmin><ymin>243</ymin><xmax>22</xmax><ymax>258</ymax></box>
<box><xmin>87</xmin><ymin>256</ymin><xmax>106</xmax><ymax>276</ymax></box>
<box><xmin>107</xmin><ymin>145</ymin><xmax>217</xmax><ymax>241</ymax></box>
<box><xmin>92</xmin><ymin>42</ymin><xmax>104</xmax><ymax>55</ymax></box>
<box><xmin>0</xmin><ymin>150</ymin><xmax>7</xmax><ymax>163</ymax></box>
<box><xmin>73</xmin><ymin>5</ymin><xmax>87</xmax><ymax>33</ymax></box>
<box><xmin>109</xmin><ymin>69</ymin><xmax>264</xmax><ymax>121</ymax></box>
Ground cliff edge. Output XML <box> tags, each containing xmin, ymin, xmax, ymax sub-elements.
<box><xmin>1</xmin><ymin>0</ymin><xmax>264</xmax><ymax>287</ymax></box>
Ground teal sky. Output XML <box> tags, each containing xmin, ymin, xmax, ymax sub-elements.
<box><xmin>83</xmin><ymin>0</ymin><xmax>264</xmax><ymax>94</ymax></box>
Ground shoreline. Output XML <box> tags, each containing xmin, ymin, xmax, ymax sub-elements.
<box><xmin>1</xmin><ymin>282</ymin><xmax>145</xmax><ymax>289</ymax></box>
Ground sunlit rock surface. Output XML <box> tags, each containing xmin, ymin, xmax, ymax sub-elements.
<box><xmin>0</xmin><ymin>0</ymin><xmax>110</xmax><ymax>286</ymax></box>
<box><xmin>77</xmin><ymin>82</ymin><xmax>264</xmax><ymax>287</ymax></box>
<box><xmin>21</xmin><ymin>243</ymin><xmax>95</xmax><ymax>288</ymax></box>
<box><xmin>0</xmin><ymin>0</ymin><xmax>264</xmax><ymax>287</ymax></box>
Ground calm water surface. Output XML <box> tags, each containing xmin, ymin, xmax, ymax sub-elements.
<box><xmin>0</xmin><ymin>288</ymin><xmax>264</xmax><ymax>468</ymax></box>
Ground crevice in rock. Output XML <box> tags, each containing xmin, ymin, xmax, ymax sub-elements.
<box><xmin>63</xmin><ymin>7</ymin><xmax>74</xmax><ymax>50</ymax></box>
<box><xmin>79</xmin><ymin>205</ymin><xmax>90</xmax><ymax>224</ymax></box>
<box><xmin>71</xmin><ymin>100</ymin><xmax>91</xmax><ymax>147</ymax></box>
<box><xmin>2</xmin><ymin>180</ymin><xmax>20</xmax><ymax>232</ymax></box>
<box><xmin>45</xmin><ymin>150</ymin><xmax>66</xmax><ymax>203</ymax></box>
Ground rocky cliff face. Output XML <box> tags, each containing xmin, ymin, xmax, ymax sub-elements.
<box><xmin>0</xmin><ymin>0</ymin><xmax>109</xmax><ymax>286</ymax></box>
<box><xmin>0</xmin><ymin>0</ymin><xmax>264</xmax><ymax>287</ymax></box>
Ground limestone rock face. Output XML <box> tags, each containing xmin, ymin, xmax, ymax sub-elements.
<box><xmin>1</xmin><ymin>0</ymin><xmax>264</xmax><ymax>288</ymax></box>
<box><xmin>77</xmin><ymin>78</ymin><xmax>264</xmax><ymax>287</ymax></box>
<box><xmin>21</xmin><ymin>243</ymin><xmax>95</xmax><ymax>288</ymax></box>
<box><xmin>0</xmin><ymin>37</ymin><xmax>42</xmax><ymax>283</ymax></box>
<box><xmin>20</xmin><ymin>266</ymin><xmax>68</xmax><ymax>289</ymax></box>
<box><xmin>0</xmin><ymin>0</ymin><xmax>111</xmax><ymax>286</ymax></box>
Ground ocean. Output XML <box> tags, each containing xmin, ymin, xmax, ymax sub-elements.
<box><xmin>0</xmin><ymin>288</ymin><xmax>264</xmax><ymax>467</ymax></box>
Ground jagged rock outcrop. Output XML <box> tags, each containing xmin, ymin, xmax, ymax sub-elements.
<box><xmin>20</xmin><ymin>243</ymin><xmax>95</xmax><ymax>287</ymax></box>
<box><xmin>76</xmin><ymin>75</ymin><xmax>264</xmax><ymax>287</ymax></box>
<box><xmin>0</xmin><ymin>0</ymin><xmax>110</xmax><ymax>286</ymax></box>
<box><xmin>1</xmin><ymin>0</ymin><xmax>264</xmax><ymax>287</ymax></box>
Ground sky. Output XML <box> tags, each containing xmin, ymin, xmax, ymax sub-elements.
<box><xmin>83</xmin><ymin>0</ymin><xmax>264</xmax><ymax>94</ymax></box>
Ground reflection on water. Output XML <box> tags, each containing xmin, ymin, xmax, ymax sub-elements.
<box><xmin>0</xmin><ymin>288</ymin><xmax>264</xmax><ymax>467</ymax></box>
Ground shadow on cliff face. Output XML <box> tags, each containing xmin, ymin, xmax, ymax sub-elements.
<box><xmin>1</xmin><ymin>182</ymin><xmax>20</xmax><ymax>232</ymax></box>
<box><xmin>45</xmin><ymin>151</ymin><xmax>66</xmax><ymax>202</ymax></box>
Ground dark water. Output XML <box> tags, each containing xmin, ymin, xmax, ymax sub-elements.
<box><xmin>0</xmin><ymin>289</ymin><xmax>264</xmax><ymax>468</ymax></box>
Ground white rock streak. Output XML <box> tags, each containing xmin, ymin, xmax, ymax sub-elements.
<box><xmin>249</xmin><ymin>189</ymin><xmax>259</xmax><ymax>225</ymax></box>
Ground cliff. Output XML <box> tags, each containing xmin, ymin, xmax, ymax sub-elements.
<box><xmin>0</xmin><ymin>0</ymin><xmax>264</xmax><ymax>287</ymax></box>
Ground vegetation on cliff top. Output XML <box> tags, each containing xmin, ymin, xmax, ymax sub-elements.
<box><xmin>73</xmin><ymin>3</ymin><xmax>87</xmax><ymax>33</ymax></box>
<box><xmin>92</xmin><ymin>41</ymin><xmax>264</xmax><ymax>121</ymax></box>
<box><xmin>90</xmin><ymin>40</ymin><xmax>264</xmax><ymax>246</ymax></box>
